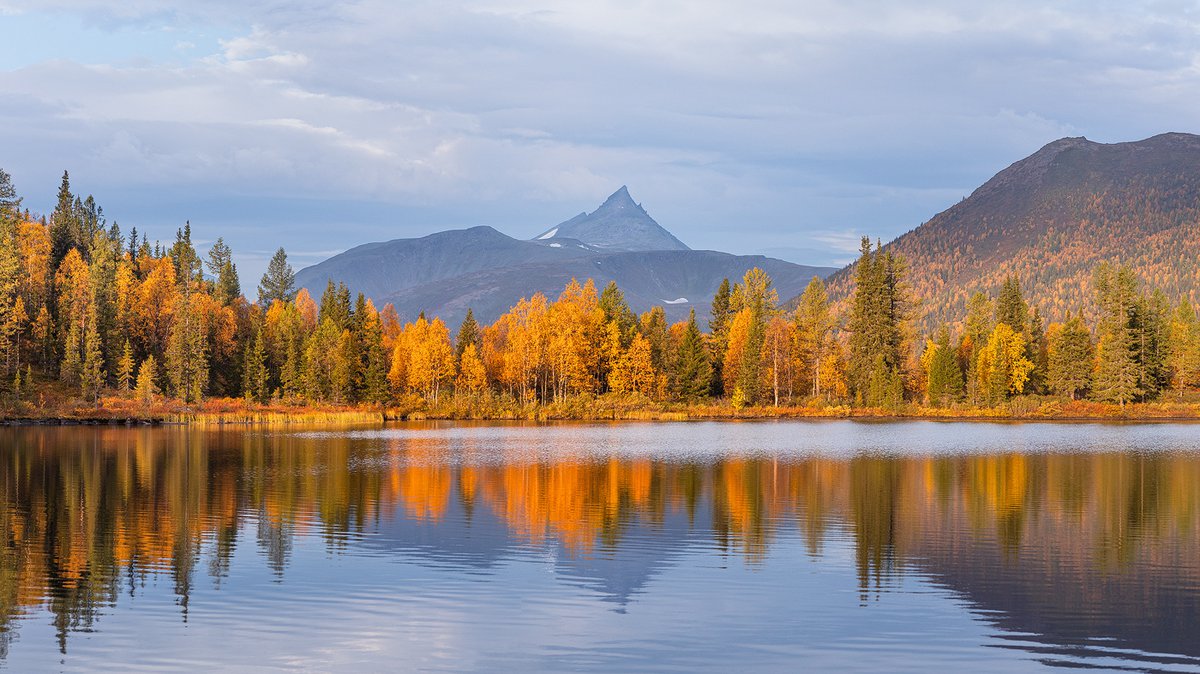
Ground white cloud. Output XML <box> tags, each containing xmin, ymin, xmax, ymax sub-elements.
<box><xmin>2</xmin><ymin>0</ymin><xmax>1200</xmax><ymax>285</ymax></box>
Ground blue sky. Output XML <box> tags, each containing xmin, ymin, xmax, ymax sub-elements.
<box><xmin>1</xmin><ymin>1</ymin><xmax>1198</xmax><ymax>285</ymax></box>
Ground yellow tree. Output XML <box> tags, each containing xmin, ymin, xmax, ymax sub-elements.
<box><xmin>760</xmin><ymin>316</ymin><xmax>797</xmax><ymax>406</ymax></box>
<box><xmin>407</xmin><ymin>317</ymin><xmax>456</xmax><ymax>402</ymax></box>
<box><xmin>54</xmin><ymin>248</ymin><xmax>92</xmax><ymax>341</ymax></box>
<box><xmin>132</xmin><ymin>256</ymin><xmax>176</xmax><ymax>358</ymax></box>
<box><xmin>722</xmin><ymin>309</ymin><xmax>753</xmax><ymax>401</ymax></box>
<box><xmin>975</xmin><ymin>323</ymin><xmax>1035</xmax><ymax>404</ymax></box>
<box><xmin>546</xmin><ymin>279</ymin><xmax>603</xmax><ymax>400</ymax></box>
<box><xmin>502</xmin><ymin>294</ymin><xmax>548</xmax><ymax>402</ymax></box>
<box><xmin>17</xmin><ymin>220</ymin><xmax>51</xmax><ymax>310</ymax></box>
<box><xmin>457</xmin><ymin>342</ymin><xmax>488</xmax><ymax>395</ymax></box>
<box><xmin>610</xmin><ymin>333</ymin><xmax>660</xmax><ymax>396</ymax></box>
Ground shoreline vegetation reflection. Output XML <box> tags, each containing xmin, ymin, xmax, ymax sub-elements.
<box><xmin>1</xmin><ymin>422</ymin><xmax>1199</xmax><ymax>669</ymax></box>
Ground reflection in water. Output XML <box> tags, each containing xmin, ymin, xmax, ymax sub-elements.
<box><xmin>0</xmin><ymin>423</ymin><xmax>1198</xmax><ymax>670</ymax></box>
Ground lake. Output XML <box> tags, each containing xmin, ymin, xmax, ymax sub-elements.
<box><xmin>1</xmin><ymin>420</ymin><xmax>1199</xmax><ymax>672</ymax></box>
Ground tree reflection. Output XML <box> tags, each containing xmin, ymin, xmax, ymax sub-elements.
<box><xmin>0</xmin><ymin>426</ymin><xmax>1198</xmax><ymax>653</ymax></box>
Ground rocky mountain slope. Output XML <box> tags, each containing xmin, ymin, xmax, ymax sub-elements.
<box><xmin>821</xmin><ymin>132</ymin><xmax>1200</xmax><ymax>330</ymax></box>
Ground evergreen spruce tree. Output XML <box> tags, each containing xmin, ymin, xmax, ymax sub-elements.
<box><xmin>455</xmin><ymin>309</ymin><xmax>482</xmax><ymax>359</ymax></box>
<box><xmin>80</xmin><ymin>305</ymin><xmax>105</xmax><ymax>403</ymax></box>
<box><xmin>257</xmin><ymin>248</ymin><xmax>296</xmax><ymax>305</ymax></box>
<box><xmin>49</xmin><ymin>171</ymin><xmax>79</xmax><ymax>267</ymax></box>
<box><xmin>166</xmin><ymin>299</ymin><xmax>209</xmax><ymax>403</ymax></box>
<box><xmin>995</xmin><ymin>276</ymin><xmax>1029</xmax><ymax>332</ymax></box>
<box><xmin>1027</xmin><ymin>308</ymin><xmax>1049</xmax><ymax>394</ymax></box>
<box><xmin>672</xmin><ymin>309</ymin><xmax>713</xmax><ymax>401</ymax></box>
<box><xmin>169</xmin><ymin>222</ymin><xmax>203</xmax><ymax>289</ymax></box>
<box><xmin>318</xmin><ymin>281</ymin><xmax>352</xmax><ymax>330</ymax></box>
<box><xmin>599</xmin><ymin>281</ymin><xmax>637</xmax><ymax>344</ymax></box>
<box><xmin>926</xmin><ymin>326</ymin><xmax>963</xmax><ymax>406</ymax></box>
<box><xmin>206</xmin><ymin>238</ymin><xmax>241</xmax><ymax>305</ymax></box>
<box><xmin>847</xmin><ymin>237</ymin><xmax>910</xmax><ymax>406</ymax></box>
<box><xmin>242</xmin><ymin>327</ymin><xmax>269</xmax><ymax>403</ymax></box>
<box><xmin>1092</xmin><ymin>263</ymin><xmax>1142</xmax><ymax>407</ymax></box>
<box><xmin>708</xmin><ymin>278</ymin><xmax>734</xmax><ymax>395</ymax></box>
<box><xmin>1048</xmin><ymin>312</ymin><xmax>1093</xmax><ymax>400</ymax></box>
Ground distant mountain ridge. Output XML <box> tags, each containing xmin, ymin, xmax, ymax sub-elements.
<box><xmin>296</xmin><ymin>187</ymin><xmax>835</xmax><ymax>326</ymax></box>
<box><xmin>819</xmin><ymin>132</ymin><xmax>1200</xmax><ymax>330</ymax></box>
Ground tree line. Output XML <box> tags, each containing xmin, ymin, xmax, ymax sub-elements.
<box><xmin>1</xmin><ymin>170</ymin><xmax>1198</xmax><ymax>413</ymax></box>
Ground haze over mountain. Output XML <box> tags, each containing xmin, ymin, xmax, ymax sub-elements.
<box><xmin>296</xmin><ymin>187</ymin><xmax>835</xmax><ymax>326</ymax></box>
<box><xmin>820</xmin><ymin>132</ymin><xmax>1200</xmax><ymax>330</ymax></box>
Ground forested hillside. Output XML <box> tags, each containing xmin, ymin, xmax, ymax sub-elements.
<box><xmin>824</xmin><ymin>133</ymin><xmax>1200</xmax><ymax>331</ymax></box>
<box><xmin>1</xmin><ymin>167</ymin><xmax>1198</xmax><ymax>421</ymax></box>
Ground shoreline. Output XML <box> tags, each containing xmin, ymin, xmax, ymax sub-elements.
<box><xmin>4</xmin><ymin>398</ymin><xmax>1200</xmax><ymax>427</ymax></box>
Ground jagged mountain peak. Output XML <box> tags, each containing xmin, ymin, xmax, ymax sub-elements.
<box><xmin>532</xmin><ymin>187</ymin><xmax>689</xmax><ymax>252</ymax></box>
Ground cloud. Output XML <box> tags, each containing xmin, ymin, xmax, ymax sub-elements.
<box><xmin>2</xmin><ymin>0</ymin><xmax>1200</xmax><ymax>286</ymax></box>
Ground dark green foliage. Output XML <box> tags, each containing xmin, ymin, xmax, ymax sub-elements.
<box><xmin>242</xmin><ymin>327</ymin><xmax>269</xmax><ymax>403</ymax></box>
<box><xmin>639</xmin><ymin>306</ymin><xmax>670</xmax><ymax>371</ymax></box>
<box><xmin>927</xmin><ymin>326</ymin><xmax>964</xmax><ymax>406</ymax></box>
<box><xmin>318</xmin><ymin>281</ymin><xmax>352</xmax><ymax>330</ymax></box>
<box><xmin>673</xmin><ymin>309</ymin><xmax>712</xmax><ymax>401</ymax></box>
<box><xmin>1048</xmin><ymin>312</ymin><xmax>1093</xmax><ymax>400</ymax></box>
<box><xmin>258</xmin><ymin>248</ymin><xmax>296</xmax><ymax>305</ymax></box>
<box><xmin>455</xmin><ymin>309</ymin><xmax>482</xmax><ymax>358</ymax></box>
<box><xmin>599</xmin><ymin>281</ymin><xmax>637</xmax><ymax>345</ymax></box>
<box><xmin>708</xmin><ymin>278</ymin><xmax>733</xmax><ymax>395</ymax></box>
<box><xmin>207</xmin><ymin>238</ymin><xmax>241</xmax><ymax>305</ymax></box>
<box><xmin>1092</xmin><ymin>263</ymin><xmax>1142</xmax><ymax>406</ymax></box>
<box><xmin>169</xmin><ymin>223</ymin><xmax>203</xmax><ymax>289</ymax></box>
<box><xmin>995</xmin><ymin>276</ymin><xmax>1029</xmax><ymax>332</ymax></box>
<box><xmin>847</xmin><ymin>238</ymin><xmax>910</xmax><ymax>406</ymax></box>
<box><xmin>1027</xmin><ymin>308</ymin><xmax>1049</xmax><ymax>394</ymax></box>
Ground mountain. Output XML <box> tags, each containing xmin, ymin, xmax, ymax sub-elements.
<box><xmin>297</xmin><ymin>187</ymin><xmax>835</xmax><ymax>326</ymax></box>
<box><xmin>378</xmin><ymin>250</ymin><xmax>829</xmax><ymax>326</ymax></box>
<box><xmin>822</xmin><ymin>132</ymin><xmax>1200</xmax><ymax>330</ymax></box>
<box><xmin>294</xmin><ymin>225</ymin><xmax>590</xmax><ymax>300</ymax></box>
<box><xmin>531</xmin><ymin>186</ymin><xmax>689</xmax><ymax>252</ymax></box>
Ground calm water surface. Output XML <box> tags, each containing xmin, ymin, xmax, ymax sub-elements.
<box><xmin>2</xmin><ymin>420</ymin><xmax>1200</xmax><ymax>672</ymax></box>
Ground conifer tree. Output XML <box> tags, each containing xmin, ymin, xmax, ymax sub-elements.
<box><xmin>206</xmin><ymin>238</ymin><xmax>241</xmax><ymax>305</ymax></box>
<box><xmin>1048</xmin><ymin>313</ymin><xmax>1093</xmax><ymax>400</ymax></box>
<box><xmin>166</xmin><ymin>297</ymin><xmax>209</xmax><ymax>403</ymax></box>
<box><xmin>49</xmin><ymin>171</ymin><xmax>79</xmax><ymax>266</ymax></box>
<box><xmin>794</xmin><ymin>276</ymin><xmax>832</xmax><ymax>397</ymax></box>
<box><xmin>672</xmin><ymin>309</ymin><xmax>712</xmax><ymax>401</ymax></box>
<box><xmin>847</xmin><ymin>238</ymin><xmax>910</xmax><ymax>406</ymax></box>
<box><xmin>1027</xmin><ymin>308</ymin><xmax>1049</xmax><ymax>394</ymax></box>
<box><xmin>708</xmin><ymin>278</ymin><xmax>733</xmax><ymax>395</ymax></box>
<box><xmin>455</xmin><ymin>308</ymin><xmax>482</xmax><ymax>358</ymax></box>
<box><xmin>599</xmin><ymin>281</ymin><xmax>636</xmax><ymax>344</ymax></box>
<box><xmin>80</xmin><ymin>304</ymin><xmax>105</xmax><ymax>403</ymax></box>
<box><xmin>116</xmin><ymin>340</ymin><xmax>135</xmax><ymax>393</ymax></box>
<box><xmin>995</xmin><ymin>276</ymin><xmax>1029</xmax><ymax>332</ymax></box>
<box><xmin>1093</xmin><ymin>263</ymin><xmax>1142</xmax><ymax>407</ymax></box>
<box><xmin>926</xmin><ymin>326</ymin><xmax>964</xmax><ymax>406</ymax></box>
<box><xmin>258</xmin><ymin>248</ymin><xmax>296</xmax><ymax>305</ymax></box>
<box><xmin>242</xmin><ymin>327</ymin><xmax>269</xmax><ymax>403</ymax></box>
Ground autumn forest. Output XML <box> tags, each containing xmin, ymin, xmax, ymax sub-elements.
<box><xmin>2</xmin><ymin>169</ymin><xmax>1200</xmax><ymax>422</ymax></box>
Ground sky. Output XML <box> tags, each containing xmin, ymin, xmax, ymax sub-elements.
<box><xmin>1</xmin><ymin>1</ymin><xmax>1198</xmax><ymax>286</ymax></box>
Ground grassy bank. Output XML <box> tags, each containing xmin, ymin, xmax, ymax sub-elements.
<box><xmin>5</xmin><ymin>391</ymin><xmax>1200</xmax><ymax>426</ymax></box>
